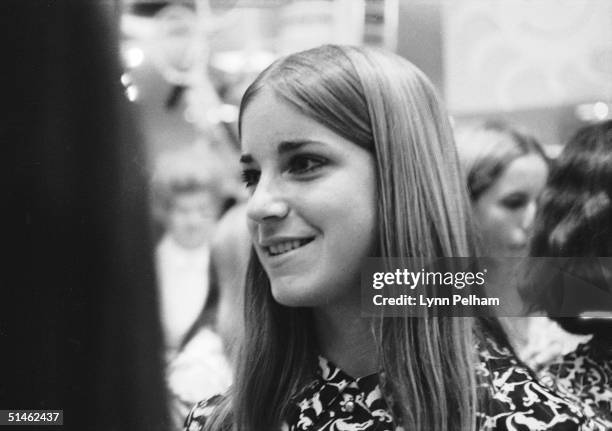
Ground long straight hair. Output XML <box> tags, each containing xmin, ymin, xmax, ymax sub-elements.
<box><xmin>206</xmin><ymin>45</ymin><xmax>479</xmax><ymax>431</ymax></box>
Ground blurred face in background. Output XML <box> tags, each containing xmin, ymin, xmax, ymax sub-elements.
<box><xmin>474</xmin><ymin>153</ymin><xmax>548</xmax><ymax>257</ymax></box>
<box><xmin>167</xmin><ymin>190</ymin><xmax>220</xmax><ymax>249</ymax></box>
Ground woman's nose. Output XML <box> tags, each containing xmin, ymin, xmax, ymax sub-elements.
<box><xmin>246</xmin><ymin>177</ymin><xmax>290</xmax><ymax>223</ymax></box>
<box><xmin>521</xmin><ymin>201</ymin><xmax>538</xmax><ymax>231</ymax></box>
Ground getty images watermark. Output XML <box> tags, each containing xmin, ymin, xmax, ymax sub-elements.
<box><xmin>361</xmin><ymin>257</ymin><xmax>612</xmax><ymax>318</ymax></box>
<box><xmin>371</xmin><ymin>266</ymin><xmax>494</xmax><ymax>308</ymax></box>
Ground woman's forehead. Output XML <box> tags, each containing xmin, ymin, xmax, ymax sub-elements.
<box><xmin>241</xmin><ymin>92</ymin><xmax>344</xmax><ymax>154</ymax></box>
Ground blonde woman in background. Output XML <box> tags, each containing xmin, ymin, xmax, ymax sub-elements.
<box><xmin>455</xmin><ymin>121</ymin><xmax>589</xmax><ymax>368</ymax></box>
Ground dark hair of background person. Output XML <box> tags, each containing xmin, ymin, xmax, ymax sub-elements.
<box><xmin>527</xmin><ymin>120</ymin><xmax>612</xmax><ymax>336</ymax></box>
<box><xmin>2</xmin><ymin>1</ymin><xmax>169</xmax><ymax>430</ymax></box>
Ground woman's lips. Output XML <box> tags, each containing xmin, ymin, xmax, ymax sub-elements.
<box><xmin>264</xmin><ymin>237</ymin><xmax>315</xmax><ymax>257</ymax></box>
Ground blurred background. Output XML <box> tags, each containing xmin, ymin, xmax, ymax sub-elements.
<box><xmin>117</xmin><ymin>1</ymin><xmax>611</xmax><ymax>428</ymax></box>
<box><xmin>120</xmin><ymin>0</ymin><xmax>612</xmax><ymax>162</ymax></box>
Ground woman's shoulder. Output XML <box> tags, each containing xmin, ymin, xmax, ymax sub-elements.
<box><xmin>540</xmin><ymin>338</ymin><xmax>612</xmax><ymax>384</ymax></box>
<box><xmin>184</xmin><ymin>394</ymin><xmax>226</xmax><ymax>431</ymax></box>
<box><xmin>539</xmin><ymin>339</ymin><xmax>612</xmax><ymax>429</ymax></box>
<box><xmin>475</xmin><ymin>336</ymin><xmax>590</xmax><ymax>430</ymax></box>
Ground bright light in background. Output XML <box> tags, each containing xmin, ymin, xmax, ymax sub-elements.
<box><xmin>211</xmin><ymin>51</ymin><xmax>244</xmax><ymax>74</ymax></box>
<box><xmin>184</xmin><ymin>103</ymin><xmax>238</xmax><ymax>124</ymax></box>
<box><xmin>210</xmin><ymin>50</ymin><xmax>277</xmax><ymax>74</ymax></box>
<box><xmin>120</xmin><ymin>73</ymin><xmax>132</xmax><ymax>87</ymax></box>
<box><xmin>580</xmin><ymin>311</ymin><xmax>612</xmax><ymax>319</ymax></box>
<box><xmin>125</xmin><ymin>85</ymin><xmax>139</xmax><ymax>102</ymax></box>
<box><xmin>593</xmin><ymin>101</ymin><xmax>610</xmax><ymax>120</ymax></box>
<box><xmin>122</xmin><ymin>45</ymin><xmax>145</xmax><ymax>68</ymax></box>
<box><xmin>120</xmin><ymin>73</ymin><xmax>138</xmax><ymax>102</ymax></box>
<box><xmin>575</xmin><ymin>101</ymin><xmax>611</xmax><ymax>122</ymax></box>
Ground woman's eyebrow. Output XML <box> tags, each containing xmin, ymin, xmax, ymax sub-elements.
<box><xmin>278</xmin><ymin>139</ymin><xmax>324</xmax><ymax>155</ymax></box>
<box><xmin>239</xmin><ymin>154</ymin><xmax>253</xmax><ymax>164</ymax></box>
<box><xmin>240</xmin><ymin>140</ymin><xmax>326</xmax><ymax>164</ymax></box>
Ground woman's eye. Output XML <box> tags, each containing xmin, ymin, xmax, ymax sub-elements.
<box><xmin>501</xmin><ymin>195</ymin><xmax>527</xmax><ymax>210</ymax></box>
<box><xmin>287</xmin><ymin>155</ymin><xmax>326</xmax><ymax>175</ymax></box>
<box><xmin>241</xmin><ymin>169</ymin><xmax>260</xmax><ymax>188</ymax></box>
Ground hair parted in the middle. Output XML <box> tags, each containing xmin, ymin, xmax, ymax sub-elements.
<box><xmin>455</xmin><ymin>121</ymin><xmax>549</xmax><ymax>202</ymax></box>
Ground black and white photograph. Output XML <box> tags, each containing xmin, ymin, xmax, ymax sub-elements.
<box><xmin>3</xmin><ymin>0</ymin><xmax>612</xmax><ymax>430</ymax></box>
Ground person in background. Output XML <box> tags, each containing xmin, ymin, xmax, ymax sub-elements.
<box><xmin>152</xmin><ymin>145</ymin><xmax>227</xmax><ymax>358</ymax></box>
<box><xmin>3</xmin><ymin>1</ymin><xmax>168</xmax><ymax>429</ymax></box>
<box><xmin>455</xmin><ymin>121</ymin><xmax>588</xmax><ymax>368</ymax></box>
<box><xmin>185</xmin><ymin>45</ymin><xmax>588</xmax><ymax>431</ymax></box>
<box><xmin>527</xmin><ymin>120</ymin><xmax>612</xmax><ymax>429</ymax></box>
<box><xmin>152</xmin><ymin>146</ymin><xmax>238</xmax><ymax>430</ymax></box>
<box><xmin>167</xmin><ymin>204</ymin><xmax>249</xmax><ymax>430</ymax></box>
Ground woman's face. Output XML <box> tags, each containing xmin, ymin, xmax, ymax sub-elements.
<box><xmin>240</xmin><ymin>90</ymin><xmax>378</xmax><ymax>308</ymax></box>
<box><xmin>474</xmin><ymin>153</ymin><xmax>549</xmax><ymax>257</ymax></box>
<box><xmin>167</xmin><ymin>190</ymin><xmax>219</xmax><ymax>249</ymax></box>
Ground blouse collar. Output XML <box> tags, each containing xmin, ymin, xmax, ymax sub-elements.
<box><xmin>285</xmin><ymin>356</ymin><xmax>386</xmax><ymax>428</ymax></box>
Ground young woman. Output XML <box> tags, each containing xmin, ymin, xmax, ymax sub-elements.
<box><xmin>527</xmin><ymin>120</ymin><xmax>612</xmax><ymax>429</ymax></box>
<box><xmin>455</xmin><ymin>122</ymin><xmax>588</xmax><ymax>367</ymax></box>
<box><xmin>185</xmin><ymin>45</ymin><xmax>587</xmax><ymax>431</ymax></box>
<box><xmin>455</xmin><ymin>122</ymin><xmax>549</xmax><ymax>260</ymax></box>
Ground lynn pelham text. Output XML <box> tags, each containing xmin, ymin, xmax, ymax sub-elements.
<box><xmin>372</xmin><ymin>294</ymin><xmax>500</xmax><ymax>307</ymax></box>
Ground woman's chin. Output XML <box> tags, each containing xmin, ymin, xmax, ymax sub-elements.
<box><xmin>270</xmin><ymin>281</ymin><xmax>312</xmax><ymax>307</ymax></box>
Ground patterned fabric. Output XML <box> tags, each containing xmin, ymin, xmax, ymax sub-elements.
<box><xmin>476</xmin><ymin>338</ymin><xmax>588</xmax><ymax>430</ymax></box>
<box><xmin>185</xmin><ymin>338</ymin><xmax>596</xmax><ymax>431</ymax></box>
<box><xmin>539</xmin><ymin>338</ymin><xmax>612</xmax><ymax>431</ymax></box>
<box><xmin>185</xmin><ymin>395</ymin><xmax>224</xmax><ymax>431</ymax></box>
<box><xmin>282</xmin><ymin>356</ymin><xmax>394</xmax><ymax>431</ymax></box>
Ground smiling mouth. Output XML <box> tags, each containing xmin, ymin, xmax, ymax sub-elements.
<box><xmin>265</xmin><ymin>238</ymin><xmax>315</xmax><ymax>256</ymax></box>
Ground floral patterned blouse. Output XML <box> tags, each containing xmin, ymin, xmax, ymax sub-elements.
<box><xmin>185</xmin><ymin>338</ymin><xmax>597</xmax><ymax>431</ymax></box>
<box><xmin>538</xmin><ymin>338</ymin><xmax>612</xmax><ymax>431</ymax></box>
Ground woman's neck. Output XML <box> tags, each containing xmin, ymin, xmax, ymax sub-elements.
<box><xmin>487</xmin><ymin>259</ymin><xmax>528</xmax><ymax>315</ymax></box>
<box><xmin>313</xmin><ymin>303</ymin><xmax>378</xmax><ymax>378</ymax></box>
